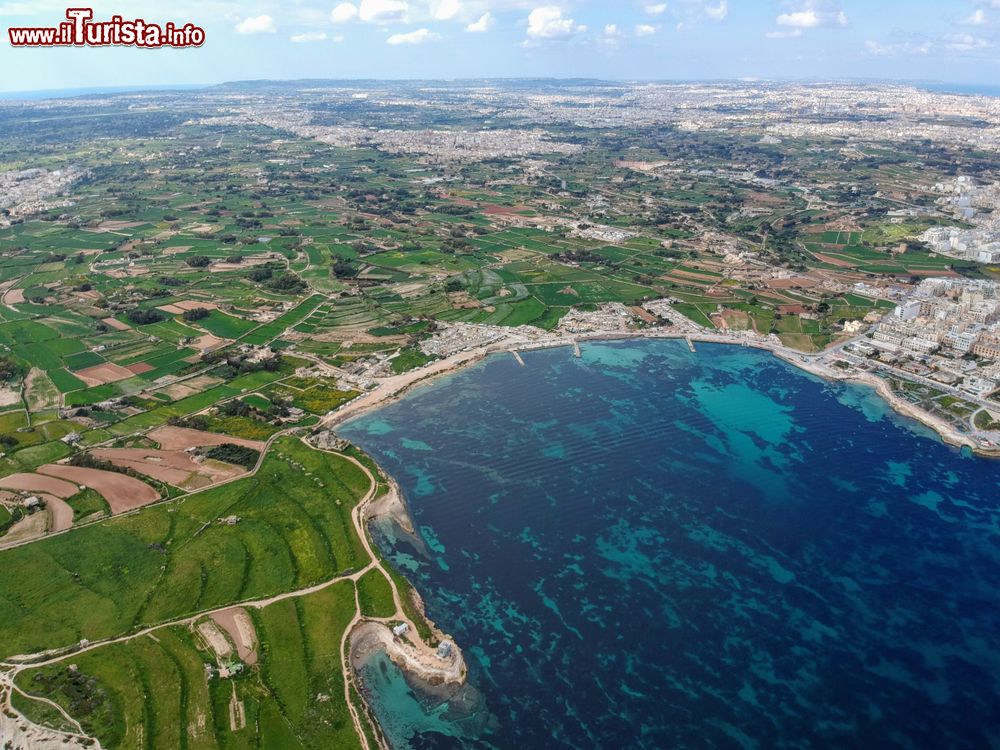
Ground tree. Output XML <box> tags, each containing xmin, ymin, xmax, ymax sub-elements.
<box><xmin>264</xmin><ymin>274</ymin><xmax>307</xmax><ymax>294</ymax></box>
<box><xmin>182</xmin><ymin>307</ymin><xmax>210</xmax><ymax>322</ymax></box>
<box><xmin>246</xmin><ymin>266</ymin><xmax>274</xmax><ymax>282</ymax></box>
<box><xmin>125</xmin><ymin>308</ymin><xmax>166</xmax><ymax>325</ymax></box>
<box><xmin>331</xmin><ymin>259</ymin><xmax>356</xmax><ymax>279</ymax></box>
<box><xmin>186</xmin><ymin>255</ymin><xmax>211</xmax><ymax>268</ymax></box>
<box><xmin>0</xmin><ymin>355</ymin><xmax>25</xmax><ymax>383</ymax></box>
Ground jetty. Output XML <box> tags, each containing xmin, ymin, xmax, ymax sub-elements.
<box><xmin>573</xmin><ymin>340</ymin><xmax>581</xmax><ymax>358</ymax></box>
<box><xmin>511</xmin><ymin>351</ymin><xmax>525</xmax><ymax>367</ymax></box>
<box><xmin>686</xmin><ymin>336</ymin><xmax>696</xmax><ymax>353</ymax></box>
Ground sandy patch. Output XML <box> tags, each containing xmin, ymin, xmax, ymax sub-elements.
<box><xmin>0</xmin><ymin>473</ymin><xmax>79</xmax><ymax>498</ymax></box>
<box><xmin>483</xmin><ymin>204</ymin><xmax>531</xmax><ymax>215</ymax></box>
<box><xmin>47</xmin><ymin>495</ymin><xmax>74</xmax><ymax>532</ymax></box>
<box><xmin>89</xmin><ymin>220</ymin><xmax>146</xmax><ymax>231</ymax></box>
<box><xmin>767</xmin><ymin>278</ymin><xmax>817</xmax><ymax>290</ymax></box>
<box><xmin>189</xmin><ymin>333</ymin><xmax>229</xmax><ymax>353</ymax></box>
<box><xmin>156</xmin><ymin>304</ymin><xmax>186</xmax><ymax>315</ymax></box>
<box><xmin>90</xmin><ymin>448</ymin><xmax>246</xmax><ymax>488</ymax></box>
<box><xmin>125</xmin><ymin>362</ymin><xmax>155</xmax><ymax>375</ymax></box>
<box><xmin>74</xmin><ymin>362</ymin><xmax>136</xmax><ymax>386</ymax></box>
<box><xmin>0</xmin><ymin>705</ymin><xmax>92</xmax><ymax>749</ymax></box>
<box><xmin>661</xmin><ymin>274</ymin><xmax>710</xmax><ymax>287</ymax></box>
<box><xmin>670</xmin><ymin>269</ymin><xmax>721</xmax><ymax>283</ymax></box>
<box><xmin>148</xmin><ymin>426</ymin><xmax>265</xmax><ymax>452</ymax></box>
<box><xmin>3</xmin><ymin>287</ymin><xmax>24</xmax><ymax>305</ymax></box>
<box><xmin>187</xmin><ymin>374</ymin><xmax>225</xmax><ymax>391</ymax></box>
<box><xmin>812</xmin><ymin>252</ymin><xmax>857</xmax><ymax>268</ymax></box>
<box><xmin>151</xmin><ymin>374</ymin><xmax>223</xmax><ymax>401</ymax></box>
<box><xmin>37</xmin><ymin>464</ymin><xmax>159</xmax><ymax>513</ymax></box>
<box><xmin>186</xmin><ymin>223</ymin><xmax>218</xmax><ymax>234</ymax></box>
<box><xmin>152</xmin><ymin>382</ymin><xmax>196</xmax><ymax>400</ymax></box>
<box><xmin>104</xmin><ymin>267</ymin><xmax>149</xmax><ymax>278</ymax></box>
<box><xmin>0</xmin><ymin>509</ymin><xmax>48</xmax><ymax>544</ymax></box>
<box><xmin>229</xmin><ymin>686</ymin><xmax>246</xmax><ymax>731</ymax></box>
<box><xmin>102</xmin><ymin>316</ymin><xmax>131</xmax><ymax>331</ymax></box>
<box><xmin>211</xmin><ymin>607</ymin><xmax>258</xmax><ymax>665</ymax></box>
<box><xmin>210</xmin><ymin>255</ymin><xmax>277</xmax><ymax>273</ymax></box>
<box><xmin>162</xmin><ymin>245</ymin><xmax>192</xmax><ymax>255</ymax></box>
<box><xmin>0</xmin><ymin>385</ymin><xmax>20</xmax><ymax>407</ymax></box>
<box><xmin>198</xmin><ymin>620</ymin><xmax>233</xmax><ymax>659</ymax></box>
<box><xmin>631</xmin><ymin>306</ymin><xmax>658</xmax><ymax>324</ymax></box>
<box><xmin>173</xmin><ymin>300</ymin><xmax>219</xmax><ymax>311</ymax></box>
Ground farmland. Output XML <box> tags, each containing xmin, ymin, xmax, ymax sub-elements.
<box><xmin>1</xmin><ymin>435</ymin><xmax>414</xmax><ymax>750</ymax></box>
<box><xmin>0</xmin><ymin>438</ymin><xmax>368</xmax><ymax>655</ymax></box>
<box><xmin>1</xmin><ymin>78</ymin><xmax>999</xmax><ymax>748</ymax></box>
<box><xmin>14</xmin><ymin>582</ymin><xmax>361</xmax><ymax>750</ymax></box>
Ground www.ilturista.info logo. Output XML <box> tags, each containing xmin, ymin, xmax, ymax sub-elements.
<box><xmin>8</xmin><ymin>8</ymin><xmax>205</xmax><ymax>47</ymax></box>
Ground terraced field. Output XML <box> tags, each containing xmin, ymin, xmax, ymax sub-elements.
<box><xmin>0</xmin><ymin>438</ymin><xmax>368</xmax><ymax>657</ymax></box>
<box><xmin>14</xmin><ymin>582</ymin><xmax>361</xmax><ymax>750</ymax></box>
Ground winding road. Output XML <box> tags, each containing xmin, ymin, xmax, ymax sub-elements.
<box><xmin>0</xmin><ymin>439</ymin><xmax>418</xmax><ymax>750</ymax></box>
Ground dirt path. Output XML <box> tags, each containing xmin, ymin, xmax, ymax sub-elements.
<box><xmin>0</xmin><ymin>675</ymin><xmax>95</xmax><ymax>749</ymax></box>
<box><xmin>1</xmin><ymin>445</ymin><xmax>384</xmax><ymax>750</ymax></box>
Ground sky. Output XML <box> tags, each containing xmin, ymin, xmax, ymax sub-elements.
<box><xmin>1</xmin><ymin>1</ymin><xmax>999</xmax><ymax>93</ymax></box>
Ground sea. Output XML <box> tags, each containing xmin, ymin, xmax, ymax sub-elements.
<box><xmin>339</xmin><ymin>340</ymin><xmax>1000</xmax><ymax>750</ymax></box>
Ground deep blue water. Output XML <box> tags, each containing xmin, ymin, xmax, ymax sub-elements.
<box><xmin>340</xmin><ymin>341</ymin><xmax>1000</xmax><ymax>750</ymax></box>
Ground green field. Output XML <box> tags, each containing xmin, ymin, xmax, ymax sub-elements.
<box><xmin>0</xmin><ymin>438</ymin><xmax>368</xmax><ymax>657</ymax></box>
<box><xmin>14</xmin><ymin>581</ymin><xmax>362</xmax><ymax>750</ymax></box>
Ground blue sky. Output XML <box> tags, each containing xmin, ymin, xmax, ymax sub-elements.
<box><xmin>1</xmin><ymin>1</ymin><xmax>998</xmax><ymax>92</ymax></box>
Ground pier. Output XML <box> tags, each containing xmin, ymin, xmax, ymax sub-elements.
<box><xmin>511</xmin><ymin>351</ymin><xmax>525</xmax><ymax>367</ymax></box>
<box><xmin>573</xmin><ymin>340</ymin><xmax>581</xmax><ymax>358</ymax></box>
<box><xmin>686</xmin><ymin>337</ymin><xmax>696</xmax><ymax>353</ymax></box>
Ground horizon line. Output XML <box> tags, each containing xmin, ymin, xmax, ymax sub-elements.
<box><xmin>2</xmin><ymin>76</ymin><xmax>999</xmax><ymax>100</ymax></box>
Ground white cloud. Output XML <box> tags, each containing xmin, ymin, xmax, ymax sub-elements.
<box><xmin>945</xmin><ymin>32</ymin><xmax>992</xmax><ymax>51</ymax></box>
<box><xmin>604</xmin><ymin>23</ymin><xmax>622</xmax><ymax>37</ymax></box>
<box><xmin>670</xmin><ymin>0</ymin><xmax>730</xmax><ymax>30</ymax></box>
<box><xmin>963</xmin><ymin>8</ymin><xmax>987</xmax><ymax>25</ymax></box>
<box><xmin>644</xmin><ymin>2</ymin><xmax>667</xmax><ymax>15</ymax></box>
<box><xmin>465</xmin><ymin>12</ymin><xmax>494</xmax><ymax>32</ymax></box>
<box><xmin>387</xmin><ymin>27</ymin><xmax>440</xmax><ymax>44</ymax></box>
<box><xmin>434</xmin><ymin>0</ymin><xmax>461</xmax><ymax>20</ymax></box>
<box><xmin>235</xmin><ymin>14</ymin><xmax>276</xmax><ymax>34</ymax></box>
<box><xmin>360</xmin><ymin>0</ymin><xmax>409</xmax><ymax>24</ymax></box>
<box><xmin>704</xmin><ymin>1</ymin><xmax>728</xmax><ymax>21</ymax></box>
<box><xmin>331</xmin><ymin>2</ymin><xmax>359</xmax><ymax>23</ymax></box>
<box><xmin>634</xmin><ymin>23</ymin><xmax>657</xmax><ymax>36</ymax></box>
<box><xmin>291</xmin><ymin>31</ymin><xmax>328</xmax><ymax>42</ymax></box>
<box><xmin>865</xmin><ymin>38</ymin><xmax>931</xmax><ymax>56</ymax></box>
<box><xmin>864</xmin><ymin>26</ymin><xmax>993</xmax><ymax>59</ymax></box>
<box><xmin>333</xmin><ymin>34</ymin><xmax>345</xmax><ymax>42</ymax></box>
<box><xmin>776</xmin><ymin>7</ymin><xmax>848</xmax><ymax>29</ymax></box>
<box><xmin>526</xmin><ymin>6</ymin><xmax>584</xmax><ymax>41</ymax></box>
<box><xmin>766</xmin><ymin>28</ymin><xmax>802</xmax><ymax>38</ymax></box>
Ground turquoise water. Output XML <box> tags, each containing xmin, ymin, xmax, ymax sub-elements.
<box><xmin>341</xmin><ymin>341</ymin><xmax>1000</xmax><ymax>750</ymax></box>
